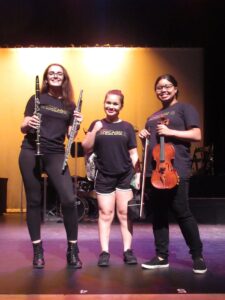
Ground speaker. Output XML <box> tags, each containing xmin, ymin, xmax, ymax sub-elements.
<box><xmin>0</xmin><ymin>178</ymin><xmax>8</xmax><ymax>214</ymax></box>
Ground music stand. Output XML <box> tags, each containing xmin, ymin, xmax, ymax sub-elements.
<box><xmin>70</xmin><ymin>142</ymin><xmax>84</xmax><ymax>158</ymax></box>
<box><xmin>71</xmin><ymin>142</ymin><xmax>85</xmax><ymax>204</ymax></box>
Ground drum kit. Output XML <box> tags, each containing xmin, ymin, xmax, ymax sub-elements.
<box><xmin>71</xmin><ymin>141</ymin><xmax>98</xmax><ymax>222</ymax></box>
<box><xmin>73</xmin><ymin>176</ymin><xmax>98</xmax><ymax>222</ymax></box>
<box><xmin>44</xmin><ymin>141</ymin><xmax>98</xmax><ymax>222</ymax></box>
<box><xmin>44</xmin><ymin>176</ymin><xmax>98</xmax><ymax>222</ymax></box>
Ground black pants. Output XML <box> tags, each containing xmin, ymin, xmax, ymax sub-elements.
<box><xmin>148</xmin><ymin>178</ymin><xmax>203</xmax><ymax>260</ymax></box>
<box><xmin>19</xmin><ymin>148</ymin><xmax>78</xmax><ymax>242</ymax></box>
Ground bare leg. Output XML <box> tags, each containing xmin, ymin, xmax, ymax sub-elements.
<box><xmin>97</xmin><ymin>192</ymin><xmax>116</xmax><ymax>252</ymax></box>
<box><xmin>116</xmin><ymin>189</ymin><xmax>133</xmax><ymax>251</ymax></box>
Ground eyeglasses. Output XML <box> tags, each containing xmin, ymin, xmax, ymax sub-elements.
<box><xmin>47</xmin><ymin>72</ymin><xmax>64</xmax><ymax>77</ymax></box>
<box><xmin>156</xmin><ymin>84</ymin><xmax>174</xmax><ymax>92</ymax></box>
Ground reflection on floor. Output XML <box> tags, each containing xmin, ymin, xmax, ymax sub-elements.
<box><xmin>0</xmin><ymin>213</ymin><xmax>225</xmax><ymax>299</ymax></box>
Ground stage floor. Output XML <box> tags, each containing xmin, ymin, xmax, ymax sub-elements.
<box><xmin>0</xmin><ymin>213</ymin><xmax>225</xmax><ymax>299</ymax></box>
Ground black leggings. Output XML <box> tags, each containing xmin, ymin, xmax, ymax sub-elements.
<box><xmin>19</xmin><ymin>148</ymin><xmax>78</xmax><ymax>242</ymax></box>
<box><xmin>149</xmin><ymin>178</ymin><xmax>203</xmax><ymax>260</ymax></box>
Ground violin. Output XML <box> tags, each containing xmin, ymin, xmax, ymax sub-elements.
<box><xmin>151</xmin><ymin>116</ymin><xmax>179</xmax><ymax>189</ymax></box>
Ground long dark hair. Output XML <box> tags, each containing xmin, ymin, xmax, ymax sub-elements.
<box><xmin>41</xmin><ymin>63</ymin><xmax>75</xmax><ymax>106</ymax></box>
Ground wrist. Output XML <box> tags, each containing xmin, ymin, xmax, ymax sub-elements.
<box><xmin>22</xmin><ymin>120</ymin><xmax>29</xmax><ymax>129</ymax></box>
<box><xmin>169</xmin><ymin>129</ymin><xmax>176</xmax><ymax>137</ymax></box>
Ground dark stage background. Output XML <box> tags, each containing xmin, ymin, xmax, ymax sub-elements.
<box><xmin>0</xmin><ymin>0</ymin><xmax>225</xmax><ymax>175</ymax></box>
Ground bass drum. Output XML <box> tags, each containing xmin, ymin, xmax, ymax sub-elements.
<box><xmin>76</xmin><ymin>196</ymin><xmax>89</xmax><ymax>222</ymax></box>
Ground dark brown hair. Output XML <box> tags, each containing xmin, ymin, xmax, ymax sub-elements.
<box><xmin>41</xmin><ymin>63</ymin><xmax>75</xmax><ymax>106</ymax></box>
<box><xmin>154</xmin><ymin>74</ymin><xmax>179</xmax><ymax>97</ymax></box>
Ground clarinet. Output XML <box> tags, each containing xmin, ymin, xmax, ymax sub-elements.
<box><xmin>62</xmin><ymin>89</ymin><xmax>83</xmax><ymax>173</ymax></box>
<box><xmin>34</xmin><ymin>75</ymin><xmax>42</xmax><ymax>156</ymax></box>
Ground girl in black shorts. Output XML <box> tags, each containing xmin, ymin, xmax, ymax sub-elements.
<box><xmin>82</xmin><ymin>90</ymin><xmax>140</xmax><ymax>267</ymax></box>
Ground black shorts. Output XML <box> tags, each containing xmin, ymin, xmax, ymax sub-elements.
<box><xmin>95</xmin><ymin>168</ymin><xmax>134</xmax><ymax>194</ymax></box>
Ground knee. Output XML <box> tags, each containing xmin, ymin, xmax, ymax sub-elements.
<box><xmin>117</xmin><ymin>209</ymin><xmax>127</xmax><ymax>222</ymax></box>
<box><xmin>26</xmin><ymin>195</ymin><xmax>42</xmax><ymax>208</ymax></box>
<box><xmin>60</xmin><ymin>192</ymin><xmax>76</xmax><ymax>208</ymax></box>
<box><xmin>99</xmin><ymin>209</ymin><xmax>114</xmax><ymax>222</ymax></box>
<box><xmin>173</xmin><ymin>207</ymin><xmax>192</xmax><ymax>221</ymax></box>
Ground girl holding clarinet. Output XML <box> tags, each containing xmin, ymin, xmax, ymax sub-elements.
<box><xmin>19</xmin><ymin>63</ymin><xmax>83</xmax><ymax>269</ymax></box>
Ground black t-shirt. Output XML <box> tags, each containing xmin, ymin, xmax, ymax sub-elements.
<box><xmin>21</xmin><ymin>93</ymin><xmax>75</xmax><ymax>153</ymax></box>
<box><xmin>88</xmin><ymin>119</ymin><xmax>137</xmax><ymax>175</ymax></box>
<box><xmin>145</xmin><ymin>102</ymin><xmax>200</xmax><ymax>179</ymax></box>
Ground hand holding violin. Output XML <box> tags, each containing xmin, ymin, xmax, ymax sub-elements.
<box><xmin>156</xmin><ymin>123</ymin><xmax>174</xmax><ymax>137</ymax></box>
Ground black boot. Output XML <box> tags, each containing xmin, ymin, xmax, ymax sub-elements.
<box><xmin>67</xmin><ymin>242</ymin><xmax>82</xmax><ymax>269</ymax></box>
<box><xmin>32</xmin><ymin>241</ymin><xmax>45</xmax><ymax>269</ymax></box>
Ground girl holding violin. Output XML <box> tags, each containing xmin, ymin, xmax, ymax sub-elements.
<box><xmin>139</xmin><ymin>74</ymin><xmax>207</xmax><ymax>274</ymax></box>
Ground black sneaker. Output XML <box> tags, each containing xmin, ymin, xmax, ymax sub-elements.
<box><xmin>193</xmin><ymin>257</ymin><xmax>207</xmax><ymax>274</ymax></box>
<box><xmin>98</xmin><ymin>251</ymin><xmax>110</xmax><ymax>267</ymax></box>
<box><xmin>123</xmin><ymin>249</ymin><xmax>137</xmax><ymax>265</ymax></box>
<box><xmin>141</xmin><ymin>256</ymin><xmax>169</xmax><ymax>269</ymax></box>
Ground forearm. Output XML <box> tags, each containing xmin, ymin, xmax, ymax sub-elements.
<box><xmin>169</xmin><ymin>127</ymin><xmax>201</xmax><ymax>142</ymax></box>
<box><xmin>82</xmin><ymin>131</ymin><xmax>97</xmax><ymax>153</ymax></box>
<box><xmin>21</xmin><ymin>116</ymin><xmax>31</xmax><ymax>134</ymax></box>
<box><xmin>129</xmin><ymin>148</ymin><xmax>141</xmax><ymax>190</ymax></box>
<box><xmin>129</xmin><ymin>148</ymin><xmax>141</xmax><ymax>172</ymax></box>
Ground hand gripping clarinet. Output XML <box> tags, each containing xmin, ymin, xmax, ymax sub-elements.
<box><xmin>62</xmin><ymin>89</ymin><xmax>83</xmax><ymax>173</ymax></box>
<box><xmin>34</xmin><ymin>75</ymin><xmax>42</xmax><ymax>156</ymax></box>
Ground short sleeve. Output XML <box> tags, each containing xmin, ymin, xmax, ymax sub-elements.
<box><xmin>24</xmin><ymin>95</ymin><xmax>35</xmax><ymax>117</ymax></box>
<box><xmin>182</xmin><ymin>103</ymin><xmax>200</xmax><ymax>129</ymax></box>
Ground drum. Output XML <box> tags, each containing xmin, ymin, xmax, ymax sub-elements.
<box><xmin>77</xmin><ymin>179</ymin><xmax>93</xmax><ymax>192</ymax></box>
<box><xmin>76</xmin><ymin>196</ymin><xmax>89</xmax><ymax>222</ymax></box>
<box><xmin>72</xmin><ymin>176</ymin><xmax>94</xmax><ymax>193</ymax></box>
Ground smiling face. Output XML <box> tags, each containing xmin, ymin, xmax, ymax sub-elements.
<box><xmin>155</xmin><ymin>78</ymin><xmax>178</xmax><ymax>106</ymax></box>
<box><xmin>104</xmin><ymin>93</ymin><xmax>122</xmax><ymax>121</ymax></box>
<box><xmin>46</xmin><ymin>65</ymin><xmax>64</xmax><ymax>88</ymax></box>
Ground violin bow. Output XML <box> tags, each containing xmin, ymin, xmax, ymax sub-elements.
<box><xmin>140</xmin><ymin>137</ymin><xmax>149</xmax><ymax>218</ymax></box>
